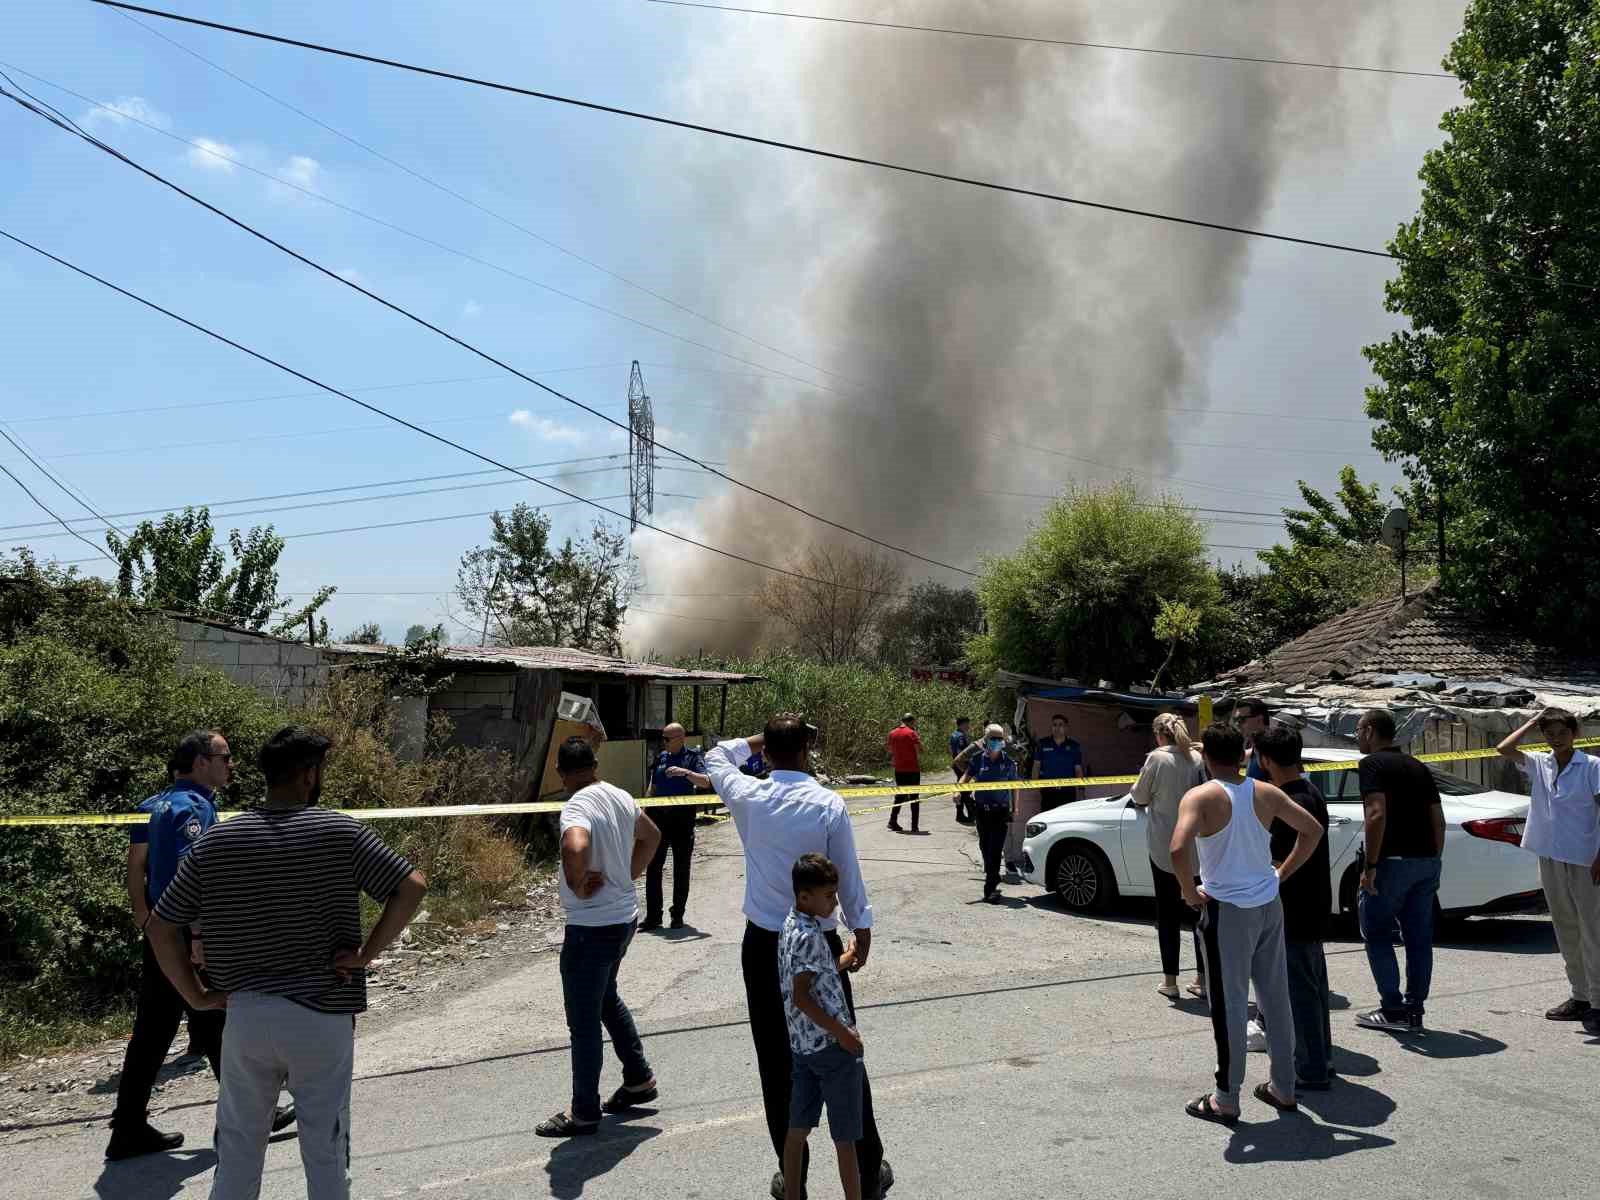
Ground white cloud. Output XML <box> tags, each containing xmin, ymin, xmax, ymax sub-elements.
<box><xmin>185</xmin><ymin>137</ymin><xmax>239</xmax><ymax>172</ymax></box>
<box><xmin>279</xmin><ymin>155</ymin><xmax>320</xmax><ymax>189</ymax></box>
<box><xmin>83</xmin><ymin>96</ymin><xmax>169</xmax><ymax>131</ymax></box>
<box><xmin>462</xmin><ymin>300</ymin><xmax>482</xmax><ymax>319</ymax></box>
<box><xmin>509</xmin><ymin>411</ymin><xmax>583</xmax><ymax>443</ymax></box>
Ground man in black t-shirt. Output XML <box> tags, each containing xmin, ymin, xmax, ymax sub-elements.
<box><xmin>1258</xmin><ymin>727</ymin><xmax>1334</xmax><ymax>1090</ymax></box>
<box><xmin>1352</xmin><ymin>708</ymin><xmax>1444</xmax><ymax>1034</ymax></box>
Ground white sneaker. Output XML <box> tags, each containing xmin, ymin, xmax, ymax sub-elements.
<box><xmin>1246</xmin><ymin>1019</ymin><xmax>1267</xmax><ymax>1053</ymax></box>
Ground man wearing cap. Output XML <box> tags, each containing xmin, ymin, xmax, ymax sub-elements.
<box><xmin>886</xmin><ymin>715</ymin><xmax>923</xmax><ymax>834</ymax></box>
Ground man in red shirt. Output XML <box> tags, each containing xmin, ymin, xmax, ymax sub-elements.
<box><xmin>886</xmin><ymin>715</ymin><xmax>924</xmax><ymax>834</ymax></box>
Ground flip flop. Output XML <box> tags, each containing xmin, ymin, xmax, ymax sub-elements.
<box><xmin>1156</xmin><ymin>983</ymin><xmax>1180</xmax><ymax>999</ymax></box>
<box><xmin>1186</xmin><ymin>983</ymin><xmax>1208</xmax><ymax>999</ymax></box>
<box><xmin>1185</xmin><ymin>1094</ymin><xmax>1239</xmax><ymax>1127</ymax></box>
<box><xmin>601</xmin><ymin>1083</ymin><xmax>658</xmax><ymax>1113</ymax></box>
<box><xmin>1253</xmin><ymin>1082</ymin><xmax>1298</xmax><ymax>1112</ymax></box>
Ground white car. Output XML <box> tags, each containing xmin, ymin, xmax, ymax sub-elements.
<box><xmin>1019</xmin><ymin>747</ymin><xmax>1542</xmax><ymax>919</ymax></box>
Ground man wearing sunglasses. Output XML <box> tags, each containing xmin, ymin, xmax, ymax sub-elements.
<box><xmin>108</xmin><ymin>730</ymin><xmax>293</xmax><ymax>1161</ymax></box>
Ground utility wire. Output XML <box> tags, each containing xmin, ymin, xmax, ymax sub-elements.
<box><xmin>0</xmin><ymin>460</ymin><xmax>115</xmax><ymax>562</ymax></box>
<box><xmin>0</xmin><ymin>453</ymin><xmax>625</xmax><ymax>535</ymax></box>
<box><xmin>1</xmin><ymin>63</ymin><xmax>849</xmax><ymax>397</ymax></box>
<box><xmin>87</xmin><ymin>1</ymin><xmax>1592</xmax><ymax>295</ymax></box>
<box><xmin>1</xmin><ymin>82</ymin><xmax>976</xmax><ymax>579</ymax></box>
<box><xmin>0</xmin><ymin>228</ymin><xmax>923</xmax><ymax>595</ymax></box>
<box><xmin>109</xmin><ymin>7</ymin><xmax>849</xmax><ymax>385</ymax></box>
<box><xmin>643</xmin><ymin>0</ymin><xmax>1457</xmax><ymax>80</ymax></box>
<box><xmin>0</xmin><ymin>424</ymin><xmax>127</xmax><ymax>538</ymax></box>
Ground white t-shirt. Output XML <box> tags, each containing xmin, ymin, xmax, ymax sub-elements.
<box><xmin>558</xmin><ymin>782</ymin><xmax>642</xmax><ymax>927</ymax></box>
<box><xmin>1520</xmin><ymin>749</ymin><xmax>1600</xmax><ymax>867</ymax></box>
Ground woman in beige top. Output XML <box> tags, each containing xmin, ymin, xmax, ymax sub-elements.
<box><xmin>1131</xmin><ymin>713</ymin><xmax>1205</xmax><ymax>1000</ymax></box>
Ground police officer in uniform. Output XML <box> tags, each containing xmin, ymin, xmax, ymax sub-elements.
<box><xmin>642</xmin><ymin>722</ymin><xmax>709</xmax><ymax>930</ymax></box>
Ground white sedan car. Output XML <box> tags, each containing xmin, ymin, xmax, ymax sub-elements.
<box><xmin>1019</xmin><ymin>747</ymin><xmax>1542</xmax><ymax>918</ymax></box>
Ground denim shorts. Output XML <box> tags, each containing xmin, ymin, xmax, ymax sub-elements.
<box><xmin>789</xmin><ymin>1043</ymin><xmax>864</xmax><ymax>1143</ymax></box>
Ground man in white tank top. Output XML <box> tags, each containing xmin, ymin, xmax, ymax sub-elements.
<box><xmin>1170</xmin><ymin>723</ymin><xmax>1324</xmax><ymax>1126</ymax></box>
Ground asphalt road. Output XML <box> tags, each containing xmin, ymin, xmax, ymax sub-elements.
<box><xmin>12</xmin><ymin>793</ymin><xmax>1597</xmax><ymax>1199</ymax></box>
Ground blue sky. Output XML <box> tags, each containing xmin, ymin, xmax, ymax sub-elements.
<box><xmin>2</xmin><ymin>2</ymin><xmax>1469</xmax><ymax>649</ymax></box>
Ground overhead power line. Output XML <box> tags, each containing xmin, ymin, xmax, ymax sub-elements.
<box><xmin>0</xmin><ymin>459</ymin><xmax>114</xmax><ymax>562</ymax></box>
<box><xmin>1</xmin><ymin>84</ymin><xmax>976</xmax><ymax>580</ymax></box>
<box><xmin>110</xmin><ymin>6</ymin><xmax>850</xmax><ymax>385</ymax></box>
<box><xmin>0</xmin><ymin>229</ymin><xmax>926</xmax><ymax>596</ymax></box>
<box><xmin>88</xmin><ymin>1</ymin><xmax>1589</xmax><ymax>295</ymax></box>
<box><xmin>643</xmin><ymin>0</ymin><xmax>1457</xmax><ymax>79</ymax></box>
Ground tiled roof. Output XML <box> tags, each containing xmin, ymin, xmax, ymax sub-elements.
<box><xmin>1223</xmin><ymin>586</ymin><xmax>1600</xmax><ymax>686</ymax></box>
<box><xmin>326</xmin><ymin>641</ymin><xmax>756</xmax><ymax>684</ymax></box>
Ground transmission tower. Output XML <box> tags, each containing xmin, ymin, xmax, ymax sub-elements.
<box><xmin>627</xmin><ymin>360</ymin><xmax>655</xmax><ymax>533</ymax></box>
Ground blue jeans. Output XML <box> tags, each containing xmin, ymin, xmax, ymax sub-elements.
<box><xmin>1358</xmin><ymin>856</ymin><xmax>1441</xmax><ymax>1016</ymax></box>
<box><xmin>560</xmin><ymin>920</ymin><xmax>652</xmax><ymax>1122</ymax></box>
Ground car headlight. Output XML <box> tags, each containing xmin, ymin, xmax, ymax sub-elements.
<box><xmin>1025</xmin><ymin>822</ymin><xmax>1046</xmax><ymax>838</ymax></box>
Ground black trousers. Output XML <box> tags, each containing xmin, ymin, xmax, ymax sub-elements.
<box><xmin>1285</xmin><ymin>938</ymin><xmax>1334</xmax><ymax>1085</ymax></box>
<box><xmin>113</xmin><ymin>935</ymin><xmax>224</xmax><ymax>1128</ymax></box>
<box><xmin>889</xmin><ymin>770</ymin><xmax>921</xmax><ymax>830</ymax></box>
<box><xmin>1150</xmin><ymin>861</ymin><xmax>1200</xmax><ymax>979</ymax></box>
<box><xmin>976</xmin><ymin>809</ymin><xmax>1010</xmax><ymax>894</ymax></box>
<box><xmin>645</xmin><ymin>806</ymin><xmax>696</xmax><ymax>922</ymax></box>
<box><xmin>741</xmin><ymin>922</ymin><xmax>883</xmax><ymax>1190</ymax></box>
<box><xmin>951</xmin><ymin>768</ymin><xmax>973</xmax><ymax>823</ymax></box>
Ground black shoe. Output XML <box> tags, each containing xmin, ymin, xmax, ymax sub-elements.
<box><xmin>271</xmin><ymin>1104</ymin><xmax>296</xmax><ymax>1133</ymax></box>
<box><xmin>867</xmin><ymin>1160</ymin><xmax>894</xmax><ymax>1199</ymax></box>
<box><xmin>1582</xmin><ymin>1012</ymin><xmax>1600</xmax><ymax>1037</ymax></box>
<box><xmin>602</xmin><ymin>1082</ymin><xmax>658</xmax><ymax>1113</ymax></box>
<box><xmin>106</xmin><ymin>1123</ymin><xmax>184</xmax><ymax>1161</ymax></box>
<box><xmin>771</xmin><ymin>1170</ymin><xmax>804</xmax><ymax>1200</ymax></box>
<box><xmin>1355</xmin><ymin>1007</ymin><xmax>1411</xmax><ymax>1032</ymax></box>
<box><xmin>1408</xmin><ymin>1009</ymin><xmax>1425</xmax><ymax>1033</ymax></box>
<box><xmin>670</xmin><ymin>916</ymin><xmax>686</xmax><ymax>930</ymax></box>
<box><xmin>886</xmin><ymin>823</ymin><xmax>903</xmax><ymax>833</ymax></box>
<box><xmin>535</xmin><ymin>1111</ymin><xmax>599</xmax><ymax>1138</ymax></box>
<box><xmin>639</xmin><ymin>916</ymin><xmax>663</xmax><ymax>931</ymax></box>
<box><xmin>1547</xmin><ymin>998</ymin><xmax>1593</xmax><ymax>1021</ymax></box>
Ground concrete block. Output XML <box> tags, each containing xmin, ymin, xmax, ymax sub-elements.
<box><xmin>237</xmin><ymin>643</ymin><xmax>282</xmax><ymax>667</ymax></box>
<box><xmin>280</xmin><ymin>645</ymin><xmax>322</xmax><ymax>668</ymax></box>
<box><xmin>190</xmin><ymin>641</ymin><xmax>240</xmax><ymax>667</ymax></box>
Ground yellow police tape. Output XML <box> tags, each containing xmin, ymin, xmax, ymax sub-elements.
<box><xmin>3</xmin><ymin>739</ymin><xmax>1588</xmax><ymax>829</ymax></box>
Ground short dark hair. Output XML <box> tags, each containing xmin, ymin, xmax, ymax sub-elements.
<box><xmin>257</xmin><ymin>726</ymin><xmax>333</xmax><ymax>787</ymax></box>
<box><xmin>1256</xmin><ymin>725</ymin><xmax>1303</xmax><ymax>769</ymax></box>
<box><xmin>1360</xmin><ymin>708</ymin><xmax>1397</xmax><ymax>741</ymax></box>
<box><xmin>792</xmin><ymin>852</ymin><xmax>839</xmax><ymax>894</ymax></box>
<box><xmin>956</xmin><ymin>717</ymin><xmax>971</xmax><ymax>727</ymax></box>
<box><xmin>170</xmin><ymin>729</ymin><xmax>221</xmax><ymax>774</ymax></box>
<box><xmin>557</xmin><ymin>735</ymin><xmax>598</xmax><ymax>773</ymax></box>
<box><xmin>1539</xmin><ymin>707</ymin><xmax>1580</xmax><ymax>735</ymax></box>
<box><xmin>1201</xmin><ymin>722</ymin><xmax>1245</xmax><ymax>765</ymax></box>
<box><xmin>1051</xmin><ymin>713</ymin><xmax>1067</xmax><ymax>724</ymax></box>
<box><xmin>765</xmin><ymin>714</ymin><xmax>812</xmax><ymax>758</ymax></box>
<box><xmin>1237</xmin><ymin>698</ymin><xmax>1270</xmax><ymax>721</ymax></box>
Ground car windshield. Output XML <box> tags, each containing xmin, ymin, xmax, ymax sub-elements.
<box><xmin>1428</xmin><ymin>766</ymin><xmax>1483</xmax><ymax>796</ymax></box>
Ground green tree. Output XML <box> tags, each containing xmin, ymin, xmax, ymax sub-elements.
<box><xmin>1250</xmin><ymin>467</ymin><xmax>1433</xmax><ymax>646</ymax></box>
<box><xmin>404</xmin><ymin>622</ymin><xmax>442</xmax><ymax>647</ymax></box>
<box><xmin>1363</xmin><ymin>0</ymin><xmax>1600</xmax><ymax>639</ymax></box>
<box><xmin>875</xmin><ymin>581</ymin><xmax>982</xmax><ymax>669</ymax></box>
<box><xmin>455</xmin><ymin>505</ymin><xmax>638</xmax><ymax>653</ymax></box>
<box><xmin>967</xmin><ymin>483</ymin><xmax>1226</xmax><ymax>688</ymax></box>
<box><xmin>105</xmin><ymin>507</ymin><xmax>334</xmax><ymax>637</ymax></box>
<box><xmin>342</xmin><ymin>622</ymin><xmax>384</xmax><ymax>645</ymax></box>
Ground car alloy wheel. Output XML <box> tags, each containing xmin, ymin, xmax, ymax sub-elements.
<box><xmin>1054</xmin><ymin>846</ymin><xmax>1109</xmax><ymax>911</ymax></box>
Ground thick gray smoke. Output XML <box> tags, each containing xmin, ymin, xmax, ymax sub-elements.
<box><xmin>628</xmin><ymin>0</ymin><xmax>1409</xmax><ymax>657</ymax></box>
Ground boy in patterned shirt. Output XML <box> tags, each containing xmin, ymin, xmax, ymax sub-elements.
<box><xmin>778</xmin><ymin>853</ymin><xmax>866</xmax><ymax>1200</ymax></box>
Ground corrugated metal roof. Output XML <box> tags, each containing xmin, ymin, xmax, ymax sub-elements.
<box><xmin>325</xmin><ymin>641</ymin><xmax>756</xmax><ymax>684</ymax></box>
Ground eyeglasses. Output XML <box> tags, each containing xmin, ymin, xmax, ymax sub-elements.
<box><xmin>201</xmin><ymin>752</ymin><xmax>233</xmax><ymax>763</ymax></box>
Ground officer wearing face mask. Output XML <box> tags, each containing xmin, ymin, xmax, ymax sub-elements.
<box><xmin>959</xmin><ymin>724</ymin><xmax>1020</xmax><ymax>903</ymax></box>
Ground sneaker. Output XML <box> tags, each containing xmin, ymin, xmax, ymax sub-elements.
<box><xmin>771</xmin><ymin>1171</ymin><xmax>804</xmax><ymax>1200</ymax></box>
<box><xmin>1408</xmin><ymin>1009</ymin><xmax>1425</xmax><ymax>1033</ymax></box>
<box><xmin>1245</xmin><ymin>1019</ymin><xmax>1267</xmax><ymax>1053</ymax></box>
<box><xmin>1582</xmin><ymin>1012</ymin><xmax>1600</xmax><ymax>1037</ymax></box>
<box><xmin>1546</xmin><ymin>998</ymin><xmax>1593</xmax><ymax>1022</ymax></box>
<box><xmin>639</xmin><ymin>916</ymin><xmax>663</xmax><ymax>932</ymax></box>
<box><xmin>271</xmin><ymin>1104</ymin><xmax>296</xmax><ymax>1133</ymax></box>
<box><xmin>868</xmin><ymin>1160</ymin><xmax>895</xmax><ymax>1200</ymax></box>
<box><xmin>1355</xmin><ymin>1007</ymin><xmax>1412</xmax><ymax>1032</ymax></box>
<box><xmin>105</xmin><ymin>1123</ymin><xmax>184</xmax><ymax>1161</ymax></box>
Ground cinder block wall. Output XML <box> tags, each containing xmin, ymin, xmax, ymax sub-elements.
<box><xmin>433</xmin><ymin>672</ymin><xmax>521</xmax><ymax>749</ymax></box>
<box><xmin>168</xmin><ymin>617</ymin><xmax>332</xmax><ymax>708</ymax></box>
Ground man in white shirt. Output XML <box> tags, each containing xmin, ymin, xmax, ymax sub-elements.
<box><xmin>1498</xmin><ymin>707</ymin><xmax>1600</xmax><ymax>1034</ymax></box>
<box><xmin>536</xmin><ymin>736</ymin><xmax>663</xmax><ymax>1138</ymax></box>
<box><xmin>705</xmin><ymin>716</ymin><xmax>893</xmax><ymax>1200</ymax></box>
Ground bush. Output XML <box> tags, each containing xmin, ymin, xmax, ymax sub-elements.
<box><xmin>0</xmin><ymin>557</ymin><xmax>532</xmax><ymax>1062</ymax></box>
<box><xmin>710</xmin><ymin>651</ymin><xmax>977</xmax><ymax>775</ymax></box>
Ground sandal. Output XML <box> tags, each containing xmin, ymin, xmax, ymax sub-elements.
<box><xmin>1253</xmin><ymin>1082</ymin><xmax>1298</xmax><ymax>1112</ymax></box>
<box><xmin>1156</xmin><ymin>983</ymin><xmax>1180</xmax><ymax>999</ymax></box>
<box><xmin>1187</xmin><ymin>983</ymin><xmax>1208</xmax><ymax>999</ymax></box>
<box><xmin>601</xmin><ymin>1082</ymin><xmax>658</xmax><ymax>1113</ymax></box>
<box><xmin>1185</xmin><ymin>1093</ymin><xmax>1238</xmax><ymax>1126</ymax></box>
<box><xmin>535</xmin><ymin>1111</ymin><xmax>599</xmax><ymax>1138</ymax></box>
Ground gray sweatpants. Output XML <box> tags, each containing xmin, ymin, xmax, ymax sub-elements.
<box><xmin>1198</xmin><ymin>897</ymin><xmax>1296</xmax><ymax>1108</ymax></box>
<box><xmin>212</xmin><ymin>992</ymin><xmax>354</xmax><ymax>1200</ymax></box>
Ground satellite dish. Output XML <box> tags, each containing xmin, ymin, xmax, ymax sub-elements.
<box><xmin>1379</xmin><ymin>508</ymin><xmax>1411</xmax><ymax>550</ymax></box>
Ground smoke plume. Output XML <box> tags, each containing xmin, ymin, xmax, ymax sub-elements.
<box><xmin>628</xmin><ymin>0</ymin><xmax>1406</xmax><ymax>657</ymax></box>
